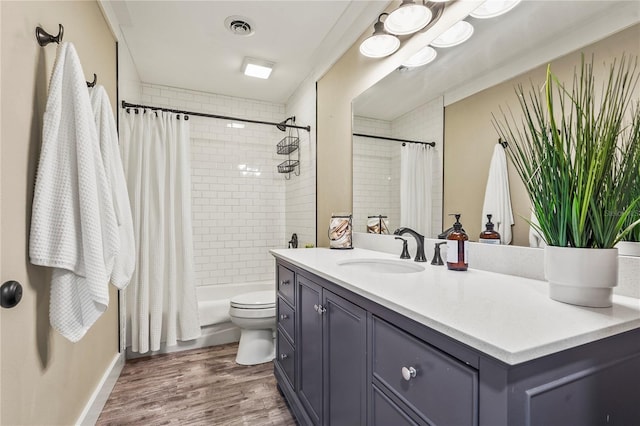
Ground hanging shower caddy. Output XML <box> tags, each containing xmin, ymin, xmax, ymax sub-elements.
<box><xmin>276</xmin><ymin>117</ymin><xmax>300</xmax><ymax>179</ymax></box>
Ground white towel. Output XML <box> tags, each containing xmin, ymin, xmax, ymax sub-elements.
<box><xmin>529</xmin><ymin>210</ymin><xmax>547</xmax><ymax>248</ymax></box>
<box><xmin>481</xmin><ymin>145</ymin><xmax>514</xmax><ymax>244</ymax></box>
<box><xmin>29</xmin><ymin>42</ymin><xmax>119</xmax><ymax>342</ymax></box>
<box><xmin>89</xmin><ymin>85</ymin><xmax>135</xmax><ymax>289</ymax></box>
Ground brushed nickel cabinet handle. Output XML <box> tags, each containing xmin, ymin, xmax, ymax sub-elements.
<box><xmin>402</xmin><ymin>366</ymin><xmax>417</xmax><ymax>381</ymax></box>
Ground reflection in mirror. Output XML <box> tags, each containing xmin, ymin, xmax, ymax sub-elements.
<box><xmin>352</xmin><ymin>1</ymin><xmax>639</xmax><ymax>246</ymax></box>
<box><xmin>352</xmin><ymin>97</ymin><xmax>443</xmax><ymax>238</ymax></box>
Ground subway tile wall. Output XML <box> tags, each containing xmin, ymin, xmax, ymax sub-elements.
<box><xmin>284</xmin><ymin>79</ymin><xmax>316</xmax><ymax>248</ymax></box>
<box><xmin>140</xmin><ymin>83</ymin><xmax>286</xmax><ymax>286</ymax></box>
<box><xmin>353</xmin><ymin>117</ymin><xmax>398</xmax><ymax>233</ymax></box>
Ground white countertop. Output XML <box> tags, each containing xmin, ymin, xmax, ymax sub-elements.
<box><xmin>271</xmin><ymin>247</ymin><xmax>640</xmax><ymax>365</ymax></box>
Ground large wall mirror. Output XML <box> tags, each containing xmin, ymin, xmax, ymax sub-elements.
<box><xmin>352</xmin><ymin>1</ymin><xmax>640</xmax><ymax>245</ymax></box>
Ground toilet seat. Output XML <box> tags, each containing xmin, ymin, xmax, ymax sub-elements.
<box><xmin>230</xmin><ymin>291</ymin><xmax>275</xmax><ymax>309</ymax></box>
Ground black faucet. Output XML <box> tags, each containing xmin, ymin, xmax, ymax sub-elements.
<box><xmin>394</xmin><ymin>237</ymin><xmax>411</xmax><ymax>259</ymax></box>
<box><xmin>393</xmin><ymin>227</ymin><xmax>427</xmax><ymax>262</ymax></box>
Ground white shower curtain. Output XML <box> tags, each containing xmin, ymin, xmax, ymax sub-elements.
<box><xmin>400</xmin><ymin>143</ymin><xmax>433</xmax><ymax>237</ymax></box>
<box><xmin>120</xmin><ymin>109</ymin><xmax>201</xmax><ymax>353</ymax></box>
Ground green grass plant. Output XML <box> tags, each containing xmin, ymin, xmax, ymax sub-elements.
<box><xmin>493</xmin><ymin>55</ymin><xmax>640</xmax><ymax>248</ymax></box>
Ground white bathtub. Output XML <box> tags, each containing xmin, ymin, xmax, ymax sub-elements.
<box><xmin>127</xmin><ymin>281</ymin><xmax>275</xmax><ymax>359</ymax></box>
<box><xmin>197</xmin><ymin>281</ymin><xmax>274</xmax><ymax>327</ymax></box>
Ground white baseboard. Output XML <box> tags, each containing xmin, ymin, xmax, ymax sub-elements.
<box><xmin>76</xmin><ymin>351</ymin><xmax>125</xmax><ymax>426</ymax></box>
<box><xmin>126</xmin><ymin>322</ymin><xmax>241</xmax><ymax>359</ymax></box>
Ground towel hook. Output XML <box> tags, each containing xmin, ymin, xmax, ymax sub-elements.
<box><xmin>35</xmin><ymin>24</ymin><xmax>64</xmax><ymax>46</ymax></box>
<box><xmin>86</xmin><ymin>73</ymin><xmax>97</xmax><ymax>88</ymax></box>
<box><xmin>498</xmin><ymin>138</ymin><xmax>508</xmax><ymax>149</ymax></box>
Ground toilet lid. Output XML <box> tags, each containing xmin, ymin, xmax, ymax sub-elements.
<box><xmin>230</xmin><ymin>290</ymin><xmax>276</xmax><ymax>309</ymax></box>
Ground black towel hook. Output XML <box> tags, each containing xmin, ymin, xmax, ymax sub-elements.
<box><xmin>86</xmin><ymin>73</ymin><xmax>97</xmax><ymax>88</ymax></box>
<box><xmin>35</xmin><ymin>24</ymin><xmax>64</xmax><ymax>46</ymax></box>
<box><xmin>498</xmin><ymin>138</ymin><xmax>508</xmax><ymax>149</ymax></box>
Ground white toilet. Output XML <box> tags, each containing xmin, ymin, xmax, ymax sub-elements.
<box><xmin>229</xmin><ymin>290</ymin><xmax>276</xmax><ymax>365</ymax></box>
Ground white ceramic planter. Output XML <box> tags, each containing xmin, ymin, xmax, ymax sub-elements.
<box><xmin>544</xmin><ymin>246</ymin><xmax>618</xmax><ymax>308</ymax></box>
<box><xmin>615</xmin><ymin>241</ymin><xmax>640</xmax><ymax>257</ymax></box>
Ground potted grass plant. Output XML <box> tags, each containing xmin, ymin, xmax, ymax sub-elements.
<box><xmin>617</xmin><ymin>174</ymin><xmax>640</xmax><ymax>256</ymax></box>
<box><xmin>493</xmin><ymin>54</ymin><xmax>640</xmax><ymax>307</ymax></box>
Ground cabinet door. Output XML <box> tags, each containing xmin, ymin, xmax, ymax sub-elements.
<box><xmin>298</xmin><ymin>275</ymin><xmax>323</xmax><ymax>425</ymax></box>
<box><xmin>324</xmin><ymin>290</ymin><xmax>367</xmax><ymax>426</ymax></box>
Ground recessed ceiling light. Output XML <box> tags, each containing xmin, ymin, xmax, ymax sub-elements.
<box><xmin>384</xmin><ymin>0</ymin><xmax>432</xmax><ymax>36</ymax></box>
<box><xmin>227</xmin><ymin>122</ymin><xmax>245</xmax><ymax>129</ymax></box>
<box><xmin>402</xmin><ymin>46</ymin><xmax>437</xmax><ymax>67</ymax></box>
<box><xmin>243</xmin><ymin>57</ymin><xmax>274</xmax><ymax>79</ymax></box>
<box><xmin>431</xmin><ymin>21</ymin><xmax>474</xmax><ymax>48</ymax></box>
<box><xmin>470</xmin><ymin>0</ymin><xmax>522</xmax><ymax>19</ymax></box>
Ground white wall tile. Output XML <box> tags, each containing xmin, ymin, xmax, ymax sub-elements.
<box><xmin>284</xmin><ymin>79</ymin><xmax>317</xmax><ymax>247</ymax></box>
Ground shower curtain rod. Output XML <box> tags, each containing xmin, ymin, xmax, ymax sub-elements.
<box><xmin>353</xmin><ymin>133</ymin><xmax>435</xmax><ymax>147</ymax></box>
<box><xmin>121</xmin><ymin>101</ymin><xmax>311</xmax><ymax>132</ymax></box>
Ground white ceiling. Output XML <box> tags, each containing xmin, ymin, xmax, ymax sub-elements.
<box><xmin>106</xmin><ymin>0</ymin><xmax>389</xmax><ymax>104</ymax></box>
<box><xmin>103</xmin><ymin>1</ymin><xmax>640</xmax><ymax>112</ymax></box>
<box><xmin>354</xmin><ymin>0</ymin><xmax>640</xmax><ymax>121</ymax></box>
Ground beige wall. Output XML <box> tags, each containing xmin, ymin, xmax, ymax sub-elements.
<box><xmin>316</xmin><ymin>1</ymin><xmax>479</xmax><ymax>247</ymax></box>
<box><xmin>444</xmin><ymin>24</ymin><xmax>640</xmax><ymax>246</ymax></box>
<box><xmin>1</xmin><ymin>1</ymin><xmax>118</xmax><ymax>424</ymax></box>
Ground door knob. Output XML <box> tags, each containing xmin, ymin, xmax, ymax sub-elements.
<box><xmin>1</xmin><ymin>281</ymin><xmax>23</xmax><ymax>308</ymax></box>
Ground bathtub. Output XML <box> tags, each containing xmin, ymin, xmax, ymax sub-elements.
<box><xmin>127</xmin><ymin>281</ymin><xmax>275</xmax><ymax>359</ymax></box>
<box><xmin>197</xmin><ymin>281</ymin><xmax>274</xmax><ymax>327</ymax></box>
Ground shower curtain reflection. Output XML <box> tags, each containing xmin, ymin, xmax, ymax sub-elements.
<box><xmin>120</xmin><ymin>110</ymin><xmax>201</xmax><ymax>354</ymax></box>
<box><xmin>400</xmin><ymin>143</ymin><xmax>433</xmax><ymax>237</ymax></box>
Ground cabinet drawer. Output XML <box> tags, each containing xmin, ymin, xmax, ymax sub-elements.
<box><xmin>277</xmin><ymin>331</ymin><xmax>295</xmax><ymax>389</ymax></box>
<box><xmin>277</xmin><ymin>297</ymin><xmax>295</xmax><ymax>343</ymax></box>
<box><xmin>278</xmin><ymin>264</ymin><xmax>295</xmax><ymax>306</ymax></box>
<box><xmin>372</xmin><ymin>317</ymin><xmax>478</xmax><ymax>425</ymax></box>
<box><xmin>371</xmin><ymin>384</ymin><xmax>421</xmax><ymax>426</ymax></box>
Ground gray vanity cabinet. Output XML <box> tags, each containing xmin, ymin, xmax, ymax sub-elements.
<box><xmin>297</xmin><ymin>275</ymin><xmax>323</xmax><ymax>424</ymax></box>
<box><xmin>297</xmin><ymin>273</ymin><xmax>368</xmax><ymax>426</ymax></box>
<box><xmin>275</xmin><ymin>264</ymin><xmax>297</xmax><ymax>391</ymax></box>
<box><xmin>274</xmin><ymin>258</ymin><xmax>640</xmax><ymax>426</ymax></box>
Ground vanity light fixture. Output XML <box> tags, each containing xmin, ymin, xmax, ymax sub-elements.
<box><xmin>470</xmin><ymin>0</ymin><xmax>522</xmax><ymax>19</ymax></box>
<box><xmin>359</xmin><ymin>13</ymin><xmax>400</xmax><ymax>58</ymax></box>
<box><xmin>242</xmin><ymin>57</ymin><xmax>274</xmax><ymax>79</ymax></box>
<box><xmin>384</xmin><ymin>0</ymin><xmax>432</xmax><ymax>36</ymax></box>
<box><xmin>430</xmin><ymin>20</ymin><xmax>474</xmax><ymax>48</ymax></box>
<box><xmin>402</xmin><ymin>45</ymin><xmax>437</xmax><ymax>67</ymax></box>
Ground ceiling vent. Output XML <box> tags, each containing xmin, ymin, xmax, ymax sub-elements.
<box><xmin>225</xmin><ymin>16</ymin><xmax>255</xmax><ymax>37</ymax></box>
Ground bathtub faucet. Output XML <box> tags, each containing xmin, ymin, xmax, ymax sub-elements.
<box><xmin>393</xmin><ymin>227</ymin><xmax>427</xmax><ymax>262</ymax></box>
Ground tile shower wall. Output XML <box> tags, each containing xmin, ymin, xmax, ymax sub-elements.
<box><xmin>140</xmin><ymin>83</ymin><xmax>286</xmax><ymax>286</ymax></box>
<box><xmin>284</xmin><ymin>79</ymin><xmax>316</xmax><ymax>247</ymax></box>
<box><xmin>353</xmin><ymin>117</ymin><xmax>399</xmax><ymax>233</ymax></box>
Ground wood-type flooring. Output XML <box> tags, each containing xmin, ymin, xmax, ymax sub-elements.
<box><xmin>97</xmin><ymin>343</ymin><xmax>296</xmax><ymax>425</ymax></box>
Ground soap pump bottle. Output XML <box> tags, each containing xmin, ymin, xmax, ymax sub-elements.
<box><xmin>446</xmin><ymin>214</ymin><xmax>468</xmax><ymax>271</ymax></box>
<box><xmin>479</xmin><ymin>214</ymin><xmax>501</xmax><ymax>244</ymax></box>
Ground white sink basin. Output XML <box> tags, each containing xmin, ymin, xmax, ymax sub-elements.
<box><xmin>336</xmin><ymin>258</ymin><xmax>425</xmax><ymax>274</ymax></box>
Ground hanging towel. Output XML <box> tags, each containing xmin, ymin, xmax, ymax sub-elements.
<box><xmin>29</xmin><ymin>42</ymin><xmax>119</xmax><ymax>342</ymax></box>
<box><xmin>480</xmin><ymin>144</ymin><xmax>514</xmax><ymax>244</ymax></box>
<box><xmin>89</xmin><ymin>85</ymin><xmax>135</xmax><ymax>289</ymax></box>
<box><xmin>529</xmin><ymin>210</ymin><xmax>547</xmax><ymax>248</ymax></box>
